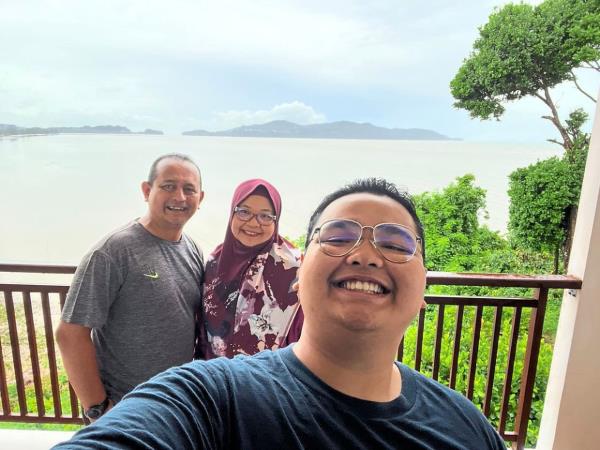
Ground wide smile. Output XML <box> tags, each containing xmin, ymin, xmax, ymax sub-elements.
<box><xmin>240</xmin><ymin>228</ymin><xmax>262</xmax><ymax>237</ymax></box>
<box><xmin>333</xmin><ymin>276</ymin><xmax>391</xmax><ymax>296</ymax></box>
<box><xmin>166</xmin><ymin>205</ymin><xmax>188</xmax><ymax>212</ymax></box>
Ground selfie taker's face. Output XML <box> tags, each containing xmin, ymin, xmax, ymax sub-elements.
<box><xmin>298</xmin><ymin>193</ymin><xmax>426</xmax><ymax>337</ymax></box>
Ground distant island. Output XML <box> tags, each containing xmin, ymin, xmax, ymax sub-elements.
<box><xmin>182</xmin><ymin>120</ymin><xmax>454</xmax><ymax>140</ymax></box>
<box><xmin>0</xmin><ymin>124</ymin><xmax>164</xmax><ymax>136</ymax></box>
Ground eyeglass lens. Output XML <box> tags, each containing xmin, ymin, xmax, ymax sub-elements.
<box><xmin>318</xmin><ymin>219</ymin><xmax>417</xmax><ymax>262</ymax></box>
<box><xmin>235</xmin><ymin>207</ymin><xmax>275</xmax><ymax>225</ymax></box>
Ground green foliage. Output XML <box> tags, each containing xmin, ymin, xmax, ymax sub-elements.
<box><xmin>538</xmin><ymin>0</ymin><xmax>600</xmax><ymax>67</ymax></box>
<box><xmin>565</xmin><ymin>108</ymin><xmax>592</xmax><ymax>151</ymax></box>
<box><xmin>508</xmin><ymin>145</ymin><xmax>588</xmax><ymax>268</ymax></box>
<box><xmin>450</xmin><ymin>0</ymin><xmax>599</xmax><ymax>121</ymax></box>
<box><xmin>414</xmin><ymin>174</ymin><xmax>506</xmax><ymax>271</ymax></box>
<box><xmin>451</xmin><ymin>0</ymin><xmax>594</xmax><ymax>270</ymax></box>
<box><xmin>509</xmin><ymin>158</ymin><xmax>571</xmax><ymax>252</ymax></box>
<box><xmin>412</xmin><ymin>173</ymin><xmax>565</xmax><ymax>447</ymax></box>
<box><xmin>285</xmin><ymin>234</ymin><xmax>307</xmax><ymax>251</ymax></box>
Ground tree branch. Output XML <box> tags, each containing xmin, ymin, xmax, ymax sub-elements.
<box><xmin>542</xmin><ymin>86</ymin><xmax>572</xmax><ymax>151</ymax></box>
<box><xmin>547</xmin><ymin>138</ymin><xmax>563</xmax><ymax>147</ymax></box>
<box><xmin>534</xmin><ymin>91</ymin><xmax>551</xmax><ymax>107</ymax></box>
<box><xmin>570</xmin><ymin>70</ymin><xmax>597</xmax><ymax>103</ymax></box>
<box><xmin>583</xmin><ymin>61</ymin><xmax>600</xmax><ymax>72</ymax></box>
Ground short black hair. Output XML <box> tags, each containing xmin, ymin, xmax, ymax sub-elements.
<box><xmin>305</xmin><ymin>178</ymin><xmax>425</xmax><ymax>262</ymax></box>
<box><xmin>147</xmin><ymin>153</ymin><xmax>202</xmax><ymax>187</ymax></box>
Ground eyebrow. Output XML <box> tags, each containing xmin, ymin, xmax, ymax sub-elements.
<box><xmin>239</xmin><ymin>203</ymin><xmax>274</xmax><ymax>213</ymax></box>
<box><xmin>160</xmin><ymin>179</ymin><xmax>198</xmax><ymax>185</ymax></box>
<box><xmin>324</xmin><ymin>218</ymin><xmax>418</xmax><ymax>233</ymax></box>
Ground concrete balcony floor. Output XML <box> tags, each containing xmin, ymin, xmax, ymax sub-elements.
<box><xmin>0</xmin><ymin>429</ymin><xmax>75</xmax><ymax>449</ymax></box>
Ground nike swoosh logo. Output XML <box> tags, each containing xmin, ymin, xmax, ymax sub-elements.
<box><xmin>143</xmin><ymin>272</ymin><xmax>159</xmax><ymax>279</ymax></box>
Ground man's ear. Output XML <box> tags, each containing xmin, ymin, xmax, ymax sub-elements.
<box><xmin>141</xmin><ymin>181</ymin><xmax>151</xmax><ymax>201</ymax></box>
<box><xmin>197</xmin><ymin>190</ymin><xmax>205</xmax><ymax>208</ymax></box>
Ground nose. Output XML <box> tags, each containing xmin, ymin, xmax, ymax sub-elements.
<box><xmin>174</xmin><ymin>187</ymin><xmax>186</xmax><ymax>201</ymax></box>
<box><xmin>345</xmin><ymin>229</ymin><xmax>384</xmax><ymax>268</ymax></box>
<box><xmin>247</xmin><ymin>214</ymin><xmax>262</xmax><ymax>226</ymax></box>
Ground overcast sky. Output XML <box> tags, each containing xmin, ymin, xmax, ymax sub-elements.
<box><xmin>1</xmin><ymin>0</ymin><xmax>597</xmax><ymax>142</ymax></box>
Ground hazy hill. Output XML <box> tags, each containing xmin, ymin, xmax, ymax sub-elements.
<box><xmin>0</xmin><ymin>124</ymin><xmax>164</xmax><ymax>136</ymax></box>
<box><xmin>182</xmin><ymin>120</ymin><xmax>454</xmax><ymax>140</ymax></box>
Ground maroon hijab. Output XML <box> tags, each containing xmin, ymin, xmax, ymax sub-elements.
<box><xmin>213</xmin><ymin>179</ymin><xmax>282</xmax><ymax>284</ymax></box>
<box><xmin>198</xmin><ymin>179</ymin><xmax>303</xmax><ymax>359</ymax></box>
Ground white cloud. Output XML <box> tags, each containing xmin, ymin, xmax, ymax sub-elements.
<box><xmin>201</xmin><ymin>101</ymin><xmax>327</xmax><ymax>131</ymax></box>
<box><xmin>1</xmin><ymin>0</ymin><xmax>592</xmax><ymax>140</ymax></box>
<box><xmin>0</xmin><ymin>1</ymin><xmax>539</xmax><ymax>92</ymax></box>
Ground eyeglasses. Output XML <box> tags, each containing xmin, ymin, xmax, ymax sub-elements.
<box><xmin>311</xmin><ymin>219</ymin><xmax>422</xmax><ymax>263</ymax></box>
<box><xmin>233</xmin><ymin>206</ymin><xmax>277</xmax><ymax>226</ymax></box>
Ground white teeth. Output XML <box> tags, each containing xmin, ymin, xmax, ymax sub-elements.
<box><xmin>167</xmin><ymin>206</ymin><xmax>185</xmax><ymax>211</ymax></box>
<box><xmin>340</xmin><ymin>280</ymin><xmax>384</xmax><ymax>294</ymax></box>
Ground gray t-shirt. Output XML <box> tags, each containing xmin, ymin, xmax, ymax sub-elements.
<box><xmin>61</xmin><ymin>221</ymin><xmax>204</xmax><ymax>402</ymax></box>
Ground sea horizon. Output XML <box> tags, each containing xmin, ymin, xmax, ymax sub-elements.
<box><xmin>1</xmin><ymin>134</ymin><xmax>562</xmax><ymax>268</ymax></box>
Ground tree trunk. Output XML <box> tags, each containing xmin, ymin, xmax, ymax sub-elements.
<box><xmin>553</xmin><ymin>244</ymin><xmax>559</xmax><ymax>275</ymax></box>
<box><xmin>535</xmin><ymin>87</ymin><xmax>573</xmax><ymax>151</ymax></box>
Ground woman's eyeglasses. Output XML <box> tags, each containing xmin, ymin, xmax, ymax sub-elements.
<box><xmin>233</xmin><ymin>206</ymin><xmax>277</xmax><ymax>226</ymax></box>
<box><xmin>311</xmin><ymin>219</ymin><xmax>422</xmax><ymax>263</ymax></box>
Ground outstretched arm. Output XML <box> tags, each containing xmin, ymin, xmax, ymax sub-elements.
<box><xmin>53</xmin><ymin>362</ymin><xmax>223</xmax><ymax>450</ymax></box>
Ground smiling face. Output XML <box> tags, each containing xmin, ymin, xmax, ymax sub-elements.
<box><xmin>140</xmin><ymin>158</ymin><xmax>204</xmax><ymax>240</ymax></box>
<box><xmin>297</xmin><ymin>193</ymin><xmax>426</xmax><ymax>340</ymax></box>
<box><xmin>230</xmin><ymin>194</ymin><xmax>276</xmax><ymax>247</ymax></box>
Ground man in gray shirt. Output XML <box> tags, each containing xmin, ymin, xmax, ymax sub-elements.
<box><xmin>56</xmin><ymin>153</ymin><xmax>205</xmax><ymax>422</ymax></box>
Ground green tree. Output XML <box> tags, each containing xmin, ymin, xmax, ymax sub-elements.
<box><xmin>451</xmin><ymin>0</ymin><xmax>597</xmax><ymax>269</ymax></box>
<box><xmin>410</xmin><ymin>174</ymin><xmax>561</xmax><ymax>447</ymax></box>
<box><xmin>414</xmin><ymin>174</ymin><xmax>505</xmax><ymax>272</ymax></box>
<box><xmin>450</xmin><ymin>0</ymin><xmax>599</xmax><ymax>151</ymax></box>
<box><xmin>508</xmin><ymin>144</ymin><xmax>588</xmax><ymax>273</ymax></box>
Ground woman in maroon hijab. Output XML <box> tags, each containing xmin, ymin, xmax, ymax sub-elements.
<box><xmin>196</xmin><ymin>179</ymin><xmax>303</xmax><ymax>359</ymax></box>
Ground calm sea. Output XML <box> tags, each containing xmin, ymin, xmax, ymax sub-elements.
<box><xmin>1</xmin><ymin>134</ymin><xmax>561</xmax><ymax>266</ymax></box>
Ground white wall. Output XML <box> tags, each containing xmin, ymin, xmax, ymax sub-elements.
<box><xmin>537</xmin><ymin>94</ymin><xmax>600</xmax><ymax>449</ymax></box>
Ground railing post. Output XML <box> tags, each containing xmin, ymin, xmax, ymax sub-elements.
<box><xmin>4</xmin><ymin>291</ymin><xmax>28</xmax><ymax>416</ymax></box>
<box><xmin>513</xmin><ymin>287</ymin><xmax>548</xmax><ymax>450</ymax></box>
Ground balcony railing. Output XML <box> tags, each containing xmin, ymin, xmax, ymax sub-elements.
<box><xmin>0</xmin><ymin>263</ymin><xmax>582</xmax><ymax>449</ymax></box>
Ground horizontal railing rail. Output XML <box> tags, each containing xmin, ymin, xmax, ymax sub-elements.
<box><xmin>0</xmin><ymin>263</ymin><xmax>582</xmax><ymax>449</ymax></box>
<box><xmin>0</xmin><ymin>263</ymin><xmax>77</xmax><ymax>274</ymax></box>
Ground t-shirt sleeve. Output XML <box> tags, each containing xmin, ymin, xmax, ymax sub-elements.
<box><xmin>461</xmin><ymin>394</ymin><xmax>507</xmax><ymax>449</ymax></box>
<box><xmin>476</xmin><ymin>411</ymin><xmax>508</xmax><ymax>449</ymax></box>
<box><xmin>61</xmin><ymin>249</ymin><xmax>122</xmax><ymax>329</ymax></box>
<box><xmin>52</xmin><ymin>362</ymin><xmax>223</xmax><ymax>450</ymax></box>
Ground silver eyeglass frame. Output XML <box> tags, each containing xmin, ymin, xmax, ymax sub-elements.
<box><xmin>311</xmin><ymin>218</ymin><xmax>422</xmax><ymax>264</ymax></box>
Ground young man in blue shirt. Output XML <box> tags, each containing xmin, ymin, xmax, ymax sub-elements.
<box><xmin>56</xmin><ymin>178</ymin><xmax>505</xmax><ymax>449</ymax></box>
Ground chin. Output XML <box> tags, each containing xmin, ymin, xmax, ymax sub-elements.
<box><xmin>337</xmin><ymin>311</ymin><xmax>380</xmax><ymax>333</ymax></box>
<box><xmin>240</xmin><ymin>237</ymin><xmax>270</xmax><ymax>247</ymax></box>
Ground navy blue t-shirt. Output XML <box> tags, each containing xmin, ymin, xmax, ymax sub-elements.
<box><xmin>55</xmin><ymin>346</ymin><xmax>506</xmax><ymax>449</ymax></box>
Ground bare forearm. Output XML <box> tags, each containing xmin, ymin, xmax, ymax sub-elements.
<box><xmin>56</xmin><ymin>321</ymin><xmax>107</xmax><ymax>409</ymax></box>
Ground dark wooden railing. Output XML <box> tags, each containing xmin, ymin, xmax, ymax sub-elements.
<box><xmin>0</xmin><ymin>263</ymin><xmax>79</xmax><ymax>424</ymax></box>
<box><xmin>420</xmin><ymin>272</ymin><xmax>581</xmax><ymax>450</ymax></box>
<box><xmin>0</xmin><ymin>264</ymin><xmax>582</xmax><ymax>449</ymax></box>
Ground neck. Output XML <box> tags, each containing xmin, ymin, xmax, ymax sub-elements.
<box><xmin>138</xmin><ymin>215</ymin><xmax>183</xmax><ymax>242</ymax></box>
<box><xmin>293</xmin><ymin>327</ymin><xmax>402</xmax><ymax>402</ymax></box>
